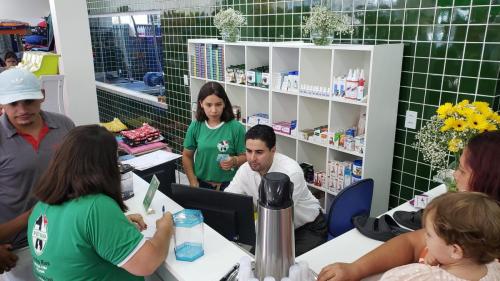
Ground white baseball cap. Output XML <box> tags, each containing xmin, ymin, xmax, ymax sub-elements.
<box><xmin>0</xmin><ymin>68</ymin><xmax>43</xmax><ymax>105</ymax></box>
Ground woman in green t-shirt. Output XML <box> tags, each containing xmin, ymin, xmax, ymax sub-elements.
<box><xmin>182</xmin><ymin>82</ymin><xmax>246</xmax><ymax>190</ymax></box>
<box><xmin>27</xmin><ymin>125</ymin><xmax>173</xmax><ymax>281</ymax></box>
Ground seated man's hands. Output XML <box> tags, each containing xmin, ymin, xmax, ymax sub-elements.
<box><xmin>0</xmin><ymin>244</ymin><xmax>17</xmax><ymax>274</ymax></box>
<box><xmin>318</xmin><ymin>262</ymin><xmax>360</xmax><ymax>281</ymax></box>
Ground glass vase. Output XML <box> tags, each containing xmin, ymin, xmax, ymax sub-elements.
<box><xmin>434</xmin><ymin>159</ymin><xmax>458</xmax><ymax>192</ymax></box>
<box><xmin>220</xmin><ymin>27</ymin><xmax>240</xmax><ymax>42</ymax></box>
<box><xmin>310</xmin><ymin>29</ymin><xmax>334</xmax><ymax>46</ymax></box>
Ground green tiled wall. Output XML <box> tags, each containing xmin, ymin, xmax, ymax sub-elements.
<box><xmin>97</xmin><ymin>89</ymin><xmax>183</xmax><ymax>146</ymax></box>
<box><xmin>89</xmin><ymin>0</ymin><xmax>499</xmax><ymax>208</ymax></box>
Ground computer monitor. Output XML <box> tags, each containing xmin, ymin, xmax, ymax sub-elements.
<box><xmin>170</xmin><ymin>183</ymin><xmax>256</xmax><ymax>246</ymax></box>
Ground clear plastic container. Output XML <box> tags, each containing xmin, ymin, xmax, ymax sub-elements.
<box><xmin>119</xmin><ymin>164</ymin><xmax>134</xmax><ymax>200</ymax></box>
<box><xmin>173</xmin><ymin>209</ymin><xmax>204</xmax><ymax>262</ymax></box>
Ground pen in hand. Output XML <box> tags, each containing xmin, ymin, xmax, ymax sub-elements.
<box><xmin>162</xmin><ymin>205</ymin><xmax>165</xmax><ymax>215</ymax></box>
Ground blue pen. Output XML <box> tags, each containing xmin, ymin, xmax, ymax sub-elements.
<box><xmin>162</xmin><ymin>205</ymin><xmax>165</xmax><ymax>214</ymax></box>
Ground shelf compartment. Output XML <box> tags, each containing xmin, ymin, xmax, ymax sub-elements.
<box><xmin>272</xmin><ymin>47</ymin><xmax>299</xmax><ymax>92</ymax></box>
<box><xmin>226</xmin><ymin>84</ymin><xmax>247</xmax><ymax>123</ymax></box>
<box><xmin>246</xmin><ymin>88</ymin><xmax>269</xmax><ymax>123</ymax></box>
<box><xmin>272</xmin><ymin>91</ymin><xmax>297</xmax><ymax>125</ymax></box>
<box><xmin>276</xmin><ymin>134</ymin><xmax>297</xmax><ymax>159</ymax></box>
<box><xmin>224</xmin><ymin>45</ymin><xmax>245</xmax><ymax>84</ymax></box>
<box><xmin>299</xmin><ymin>48</ymin><xmax>333</xmax><ymax>89</ymax></box>
<box><xmin>224</xmin><ymin>45</ymin><xmax>245</xmax><ymax>68</ymax></box>
<box><xmin>332</xmin><ymin>49</ymin><xmax>371</xmax><ymax>80</ymax></box>
<box><xmin>246</xmin><ymin>46</ymin><xmax>269</xmax><ymax>70</ymax></box>
<box><xmin>332</xmin><ymin>49</ymin><xmax>371</xmax><ymax>98</ymax></box>
<box><xmin>326</xmin><ymin>149</ymin><xmax>364</xmax><ymax>195</ymax></box>
<box><xmin>297</xmin><ymin>140</ymin><xmax>327</xmax><ymax>176</ymax></box>
<box><xmin>272</xmin><ymin>47</ymin><xmax>299</xmax><ymax>75</ymax></box>
<box><xmin>298</xmin><ymin>95</ymin><xmax>329</xmax><ymax>132</ymax></box>
<box><xmin>330</xmin><ymin>102</ymin><xmax>367</xmax><ymax>135</ymax></box>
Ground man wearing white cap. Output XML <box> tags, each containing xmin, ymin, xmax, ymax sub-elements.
<box><xmin>0</xmin><ymin>68</ymin><xmax>74</xmax><ymax>281</ymax></box>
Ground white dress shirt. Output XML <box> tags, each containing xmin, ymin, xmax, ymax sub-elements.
<box><xmin>225</xmin><ymin>153</ymin><xmax>320</xmax><ymax>228</ymax></box>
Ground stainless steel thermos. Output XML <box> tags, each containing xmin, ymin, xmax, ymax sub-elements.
<box><xmin>255</xmin><ymin>172</ymin><xmax>295</xmax><ymax>280</ymax></box>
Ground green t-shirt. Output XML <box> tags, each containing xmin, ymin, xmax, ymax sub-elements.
<box><xmin>28</xmin><ymin>194</ymin><xmax>144</xmax><ymax>281</ymax></box>
<box><xmin>183</xmin><ymin>119</ymin><xmax>246</xmax><ymax>182</ymax></box>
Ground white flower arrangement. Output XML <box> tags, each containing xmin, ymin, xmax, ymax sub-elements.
<box><xmin>302</xmin><ymin>6</ymin><xmax>354</xmax><ymax>37</ymax></box>
<box><xmin>414</xmin><ymin>115</ymin><xmax>451</xmax><ymax>170</ymax></box>
<box><xmin>213</xmin><ymin>8</ymin><xmax>247</xmax><ymax>31</ymax></box>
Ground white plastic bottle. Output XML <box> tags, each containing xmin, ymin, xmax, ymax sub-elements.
<box><xmin>350</xmin><ymin>69</ymin><xmax>359</xmax><ymax>99</ymax></box>
<box><xmin>345</xmin><ymin>69</ymin><xmax>353</xmax><ymax>98</ymax></box>
<box><xmin>340</xmin><ymin>76</ymin><xmax>346</xmax><ymax>97</ymax></box>
<box><xmin>357</xmin><ymin>69</ymin><xmax>365</xmax><ymax>101</ymax></box>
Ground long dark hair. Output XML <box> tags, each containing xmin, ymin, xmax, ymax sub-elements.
<box><xmin>195</xmin><ymin>82</ymin><xmax>234</xmax><ymax>122</ymax></box>
<box><xmin>465</xmin><ymin>131</ymin><xmax>500</xmax><ymax>201</ymax></box>
<box><xmin>34</xmin><ymin>125</ymin><xmax>127</xmax><ymax>211</ymax></box>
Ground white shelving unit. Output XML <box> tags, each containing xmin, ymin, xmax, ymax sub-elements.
<box><xmin>188</xmin><ymin>39</ymin><xmax>403</xmax><ymax>216</ymax></box>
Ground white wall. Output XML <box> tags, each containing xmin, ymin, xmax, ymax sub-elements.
<box><xmin>0</xmin><ymin>0</ymin><xmax>50</xmax><ymax>25</ymax></box>
<box><xmin>50</xmin><ymin>0</ymin><xmax>99</xmax><ymax>125</ymax></box>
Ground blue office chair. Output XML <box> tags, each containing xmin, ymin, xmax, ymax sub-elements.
<box><xmin>326</xmin><ymin>178</ymin><xmax>374</xmax><ymax>240</ymax></box>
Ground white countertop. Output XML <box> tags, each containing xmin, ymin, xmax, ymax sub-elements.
<box><xmin>126</xmin><ymin>174</ymin><xmax>445</xmax><ymax>281</ymax></box>
<box><xmin>125</xmin><ymin>174</ymin><xmax>251</xmax><ymax>281</ymax></box>
<box><xmin>297</xmin><ymin>184</ymin><xmax>447</xmax><ymax>278</ymax></box>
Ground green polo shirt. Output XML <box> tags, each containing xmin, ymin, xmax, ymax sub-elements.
<box><xmin>183</xmin><ymin>120</ymin><xmax>246</xmax><ymax>182</ymax></box>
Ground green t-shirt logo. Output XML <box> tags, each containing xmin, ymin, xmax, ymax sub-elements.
<box><xmin>217</xmin><ymin>140</ymin><xmax>229</xmax><ymax>152</ymax></box>
<box><xmin>32</xmin><ymin>214</ymin><xmax>49</xmax><ymax>256</ymax></box>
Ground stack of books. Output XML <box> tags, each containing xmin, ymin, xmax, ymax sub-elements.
<box><xmin>206</xmin><ymin>44</ymin><xmax>224</xmax><ymax>81</ymax></box>
<box><xmin>190</xmin><ymin>43</ymin><xmax>206</xmax><ymax>78</ymax></box>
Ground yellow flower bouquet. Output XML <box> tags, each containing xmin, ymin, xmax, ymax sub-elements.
<box><xmin>414</xmin><ymin>100</ymin><xmax>499</xmax><ymax>190</ymax></box>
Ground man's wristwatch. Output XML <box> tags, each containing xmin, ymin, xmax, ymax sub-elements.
<box><xmin>232</xmin><ymin>156</ymin><xmax>238</xmax><ymax>167</ymax></box>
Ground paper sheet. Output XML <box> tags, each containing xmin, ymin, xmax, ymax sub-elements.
<box><xmin>141</xmin><ymin>215</ymin><xmax>159</xmax><ymax>239</ymax></box>
<box><xmin>123</xmin><ymin>150</ymin><xmax>181</xmax><ymax>171</ymax></box>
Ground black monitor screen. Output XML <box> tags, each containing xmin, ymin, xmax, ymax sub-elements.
<box><xmin>170</xmin><ymin>183</ymin><xmax>256</xmax><ymax>246</ymax></box>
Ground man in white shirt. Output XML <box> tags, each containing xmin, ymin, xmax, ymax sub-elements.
<box><xmin>225</xmin><ymin>125</ymin><xmax>327</xmax><ymax>255</ymax></box>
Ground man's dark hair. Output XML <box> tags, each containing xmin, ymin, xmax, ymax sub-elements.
<box><xmin>245</xmin><ymin>124</ymin><xmax>276</xmax><ymax>149</ymax></box>
<box><xmin>4</xmin><ymin>51</ymin><xmax>18</xmax><ymax>62</ymax></box>
<box><xmin>34</xmin><ymin>125</ymin><xmax>127</xmax><ymax>211</ymax></box>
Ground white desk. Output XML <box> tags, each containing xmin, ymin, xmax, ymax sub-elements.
<box><xmin>296</xmin><ymin>184</ymin><xmax>447</xmax><ymax>278</ymax></box>
<box><xmin>125</xmin><ymin>174</ymin><xmax>251</xmax><ymax>281</ymax></box>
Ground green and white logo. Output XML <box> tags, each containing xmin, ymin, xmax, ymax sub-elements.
<box><xmin>32</xmin><ymin>215</ymin><xmax>48</xmax><ymax>256</ymax></box>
